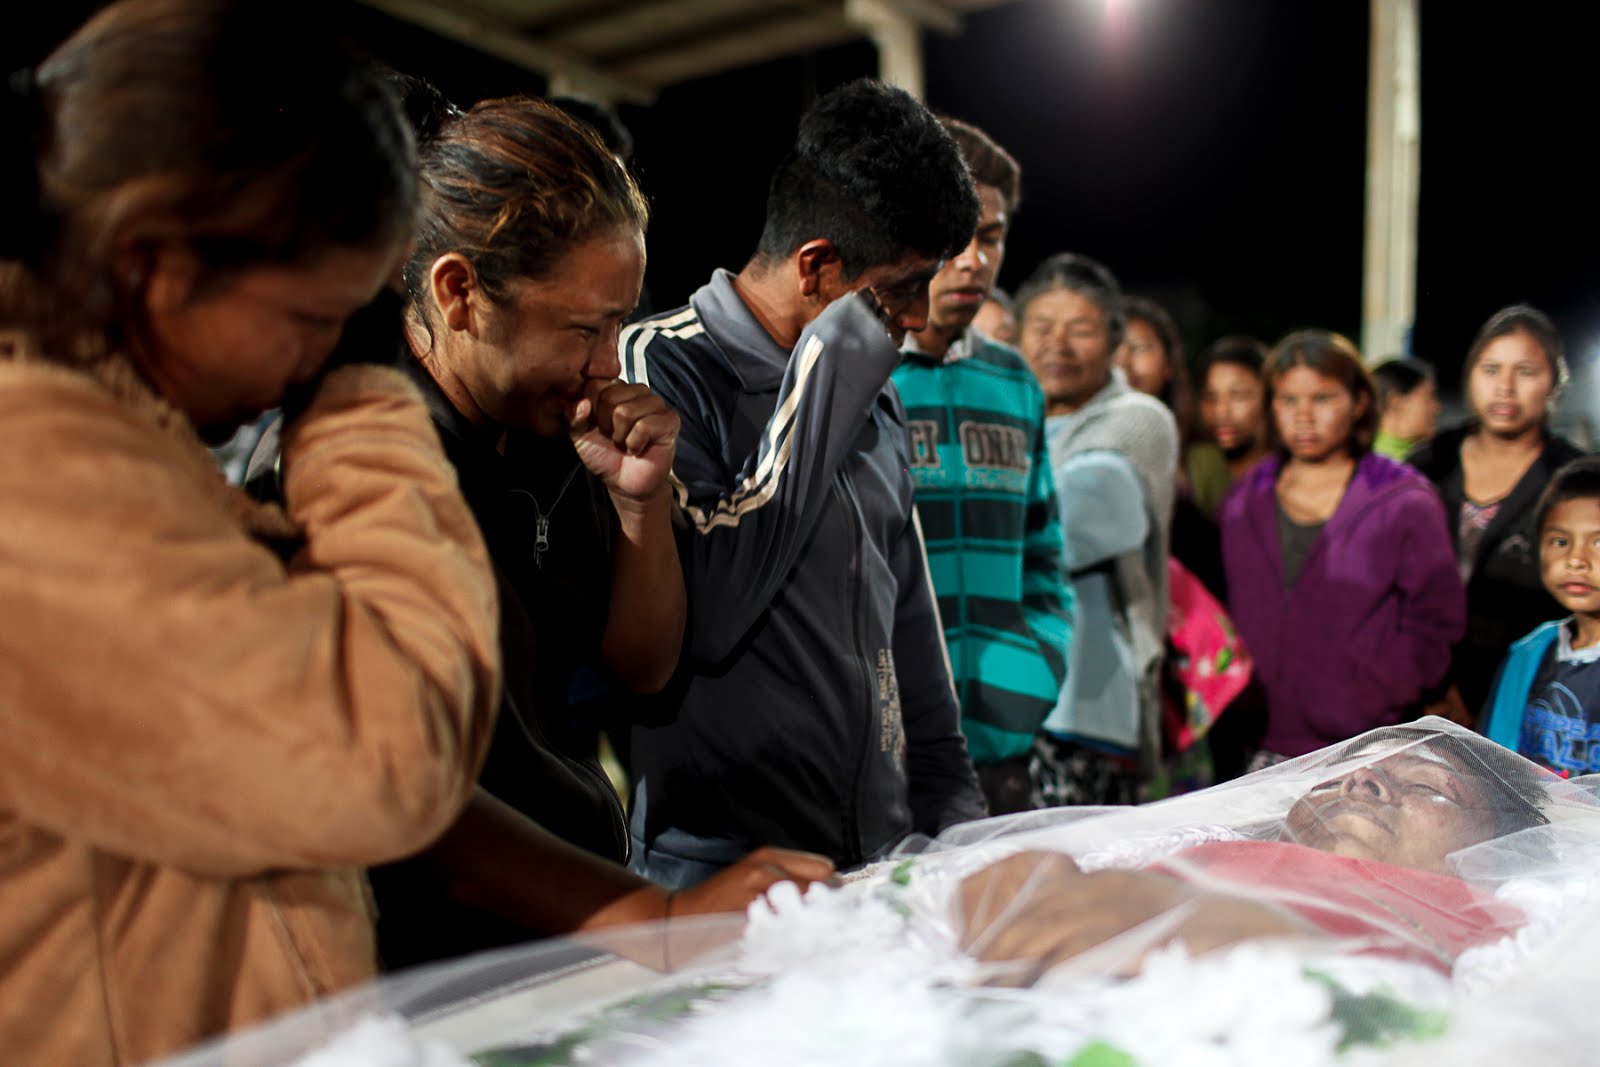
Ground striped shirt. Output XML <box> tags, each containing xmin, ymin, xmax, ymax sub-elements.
<box><xmin>893</xmin><ymin>329</ymin><xmax>1074</xmax><ymax>763</ymax></box>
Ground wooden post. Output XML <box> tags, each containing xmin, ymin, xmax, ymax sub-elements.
<box><xmin>847</xmin><ymin>0</ymin><xmax>927</xmax><ymax>100</ymax></box>
<box><xmin>1362</xmin><ymin>0</ymin><xmax>1420</xmax><ymax>360</ymax></box>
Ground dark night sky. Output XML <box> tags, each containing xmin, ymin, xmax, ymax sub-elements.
<box><xmin>9</xmin><ymin>1</ymin><xmax>1597</xmax><ymax>400</ymax></box>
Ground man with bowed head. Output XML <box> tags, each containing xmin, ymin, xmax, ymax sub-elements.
<box><xmin>620</xmin><ymin>79</ymin><xmax>988</xmax><ymax>886</ymax></box>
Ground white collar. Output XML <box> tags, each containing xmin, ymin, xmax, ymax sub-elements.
<box><xmin>1556</xmin><ymin>618</ymin><xmax>1600</xmax><ymax>664</ymax></box>
<box><xmin>901</xmin><ymin>326</ymin><xmax>978</xmax><ymax>364</ymax></box>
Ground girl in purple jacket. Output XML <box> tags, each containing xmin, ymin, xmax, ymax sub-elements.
<box><xmin>1219</xmin><ymin>331</ymin><xmax>1465</xmax><ymax>765</ymax></box>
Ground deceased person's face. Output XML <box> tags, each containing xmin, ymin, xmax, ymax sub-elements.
<box><xmin>1282</xmin><ymin>747</ymin><xmax>1500</xmax><ymax>876</ymax></box>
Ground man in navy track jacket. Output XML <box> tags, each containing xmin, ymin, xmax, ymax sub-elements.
<box><xmin>619</xmin><ymin>80</ymin><xmax>988</xmax><ymax>885</ymax></box>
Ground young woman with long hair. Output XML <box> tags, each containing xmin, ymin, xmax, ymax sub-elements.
<box><xmin>1219</xmin><ymin>331</ymin><xmax>1464</xmax><ymax>766</ymax></box>
<box><xmin>1409</xmin><ymin>305</ymin><xmax>1586</xmax><ymax>723</ymax></box>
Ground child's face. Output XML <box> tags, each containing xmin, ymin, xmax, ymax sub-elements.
<box><xmin>1271</xmin><ymin>365</ymin><xmax>1365</xmax><ymax>463</ymax></box>
<box><xmin>1540</xmin><ymin>497</ymin><xmax>1600</xmax><ymax>619</ymax></box>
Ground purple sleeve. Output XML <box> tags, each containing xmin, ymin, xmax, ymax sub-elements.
<box><xmin>1364</xmin><ymin>483</ymin><xmax>1467</xmax><ymax>702</ymax></box>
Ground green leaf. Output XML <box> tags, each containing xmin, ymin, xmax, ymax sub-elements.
<box><xmin>991</xmin><ymin>1051</ymin><xmax>1053</xmax><ymax>1067</ymax></box>
<box><xmin>470</xmin><ymin>979</ymin><xmax>751</xmax><ymax>1066</ymax></box>
<box><xmin>891</xmin><ymin>859</ymin><xmax>915</xmax><ymax>887</ymax></box>
<box><xmin>1065</xmin><ymin>1039</ymin><xmax>1138</xmax><ymax>1067</ymax></box>
<box><xmin>470</xmin><ymin>1035</ymin><xmax>586</xmax><ymax>1067</ymax></box>
<box><xmin>1304</xmin><ymin>970</ymin><xmax>1451</xmax><ymax>1052</ymax></box>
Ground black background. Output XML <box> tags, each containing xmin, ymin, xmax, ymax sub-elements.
<box><xmin>9</xmin><ymin>1</ymin><xmax>1597</xmax><ymax>400</ymax></box>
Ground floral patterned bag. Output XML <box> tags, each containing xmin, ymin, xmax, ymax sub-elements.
<box><xmin>1163</xmin><ymin>557</ymin><xmax>1253</xmax><ymax>752</ymax></box>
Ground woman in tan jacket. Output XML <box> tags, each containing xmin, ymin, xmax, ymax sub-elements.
<box><xmin>0</xmin><ymin>2</ymin><xmax>501</xmax><ymax>1063</ymax></box>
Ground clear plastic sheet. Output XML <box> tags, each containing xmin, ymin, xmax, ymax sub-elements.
<box><xmin>153</xmin><ymin>719</ymin><xmax>1600</xmax><ymax>1067</ymax></box>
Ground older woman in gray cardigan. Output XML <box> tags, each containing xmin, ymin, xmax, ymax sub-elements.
<box><xmin>1017</xmin><ymin>253</ymin><xmax>1179</xmax><ymax>805</ymax></box>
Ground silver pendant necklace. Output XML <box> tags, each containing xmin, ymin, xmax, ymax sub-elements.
<box><xmin>522</xmin><ymin>461</ymin><xmax>583</xmax><ymax>569</ymax></box>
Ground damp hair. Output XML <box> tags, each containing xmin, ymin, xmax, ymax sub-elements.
<box><xmin>1</xmin><ymin>0</ymin><xmax>416</xmax><ymax>349</ymax></box>
<box><xmin>386</xmin><ymin>71</ymin><xmax>461</xmax><ymax>149</ymax></box>
<box><xmin>754</xmin><ymin>79</ymin><xmax>978</xmax><ymax>278</ymax></box>
<box><xmin>401</xmin><ymin>95</ymin><xmax>649</xmax><ymax>339</ymax></box>
<box><xmin>1262</xmin><ymin>329</ymin><xmax>1380</xmax><ymax>458</ymax></box>
<box><xmin>1536</xmin><ymin>456</ymin><xmax>1600</xmax><ymax>533</ymax></box>
<box><xmin>1013</xmin><ymin>252</ymin><xmax>1127</xmax><ymax>351</ymax></box>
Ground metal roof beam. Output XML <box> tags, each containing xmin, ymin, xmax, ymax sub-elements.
<box><xmin>845</xmin><ymin>0</ymin><xmax>930</xmax><ymax>98</ymax></box>
<box><xmin>350</xmin><ymin>0</ymin><xmax>656</xmax><ymax>104</ymax></box>
<box><xmin>466</xmin><ymin>0</ymin><xmax>616</xmax><ymax>23</ymax></box>
<box><xmin>546</xmin><ymin>0</ymin><xmax>799</xmax><ymax>58</ymax></box>
<box><xmin>611</xmin><ymin>13</ymin><xmax>860</xmax><ymax>88</ymax></box>
<box><xmin>870</xmin><ymin>0</ymin><xmax>961</xmax><ymax>35</ymax></box>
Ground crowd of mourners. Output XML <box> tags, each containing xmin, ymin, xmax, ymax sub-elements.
<box><xmin>2</xmin><ymin>2</ymin><xmax>1597</xmax><ymax>1064</ymax></box>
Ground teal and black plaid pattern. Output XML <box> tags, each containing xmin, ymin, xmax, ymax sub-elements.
<box><xmin>893</xmin><ymin>335</ymin><xmax>1074</xmax><ymax>764</ymax></box>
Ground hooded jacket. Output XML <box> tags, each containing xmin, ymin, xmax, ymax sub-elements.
<box><xmin>1220</xmin><ymin>452</ymin><xmax>1465</xmax><ymax>756</ymax></box>
<box><xmin>0</xmin><ymin>341</ymin><xmax>499</xmax><ymax>1066</ymax></box>
<box><xmin>618</xmin><ymin>271</ymin><xmax>985</xmax><ymax>877</ymax></box>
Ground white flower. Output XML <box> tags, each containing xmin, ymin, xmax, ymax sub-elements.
<box><xmin>288</xmin><ymin>1015</ymin><xmax>470</xmax><ymax>1067</ymax></box>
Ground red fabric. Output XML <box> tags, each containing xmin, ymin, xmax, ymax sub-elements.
<box><xmin>1153</xmin><ymin>840</ymin><xmax>1525</xmax><ymax>970</ymax></box>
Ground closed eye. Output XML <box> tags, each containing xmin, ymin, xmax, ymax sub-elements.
<box><xmin>1405</xmin><ymin>781</ymin><xmax>1460</xmax><ymax>805</ymax></box>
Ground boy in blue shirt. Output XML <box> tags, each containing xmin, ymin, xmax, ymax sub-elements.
<box><xmin>1484</xmin><ymin>457</ymin><xmax>1600</xmax><ymax>775</ymax></box>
